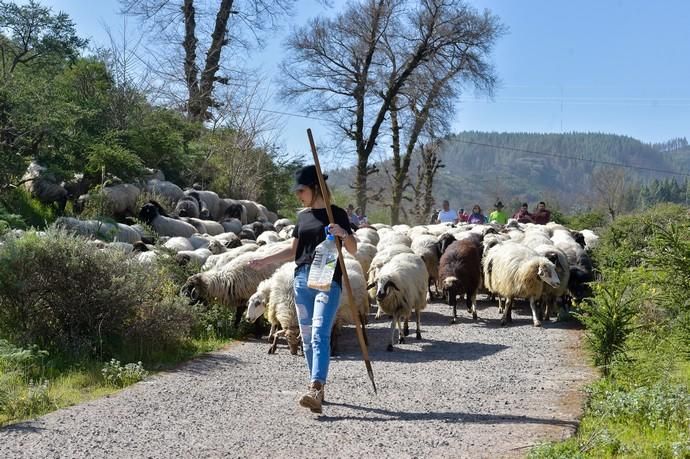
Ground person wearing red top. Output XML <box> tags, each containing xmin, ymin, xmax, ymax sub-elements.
<box><xmin>457</xmin><ymin>208</ymin><xmax>469</xmax><ymax>223</ymax></box>
<box><xmin>533</xmin><ymin>201</ymin><xmax>551</xmax><ymax>225</ymax></box>
<box><xmin>512</xmin><ymin>202</ymin><xmax>534</xmax><ymax>223</ymax></box>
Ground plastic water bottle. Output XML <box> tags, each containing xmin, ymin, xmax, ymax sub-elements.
<box><xmin>307</xmin><ymin>229</ymin><xmax>338</xmax><ymax>292</ymax></box>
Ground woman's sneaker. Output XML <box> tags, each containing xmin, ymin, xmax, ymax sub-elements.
<box><xmin>299</xmin><ymin>382</ymin><xmax>324</xmax><ymax>413</ymax></box>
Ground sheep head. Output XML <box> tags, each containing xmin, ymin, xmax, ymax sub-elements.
<box><xmin>175</xmin><ymin>253</ymin><xmax>191</xmax><ymax>266</ymax></box>
<box><xmin>285</xmin><ymin>328</ymin><xmax>301</xmax><ymax>355</ymax></box>
<box><xmin>208</xmin><ymin>239</ymin><xmax>227</xmax><ymax>255</ymax></box>
<box><xmin>438</xmin><ymin>233</ymin><xmax>456</xmax><ymax>255</ymax></box>
<box><xmin>245</xmin><ymin>291</ymin><xmax>267</xmax><ymax>323</ymax></box>
<box><xmin>225</xmin><ymin>204</ymin><xmax>244</xmax><ymax>220</ymax></box>
<box><xmin>180</xmin><ymin>274</ymin><xmax>206</xmax><ymax>304</ymax></box>
<box><xmin>376</xmin><ymin>279</ymin><xmax>399</xmax><ymax>302</ymax></box>
<box><xmin>537</xmin><ymin>261</ymin><xmax>560</xmax><ymax>288</ymax></box>
<box><xmin>138</xmin><ymin>202</ymin><xmax>159</xmax><ymax>224</ymax></box>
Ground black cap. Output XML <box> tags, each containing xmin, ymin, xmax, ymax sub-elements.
<box><xmin>293</xmin><ymin>165</ymin><xmax>328</xmax><ymax>191</ymax></box>
<box><xmin>495</xmin><ymin>201</ymin><xmax>504</xmax><ymax>208</ymax></box>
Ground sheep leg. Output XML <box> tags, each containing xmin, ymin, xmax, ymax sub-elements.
<box><xmin>387</xmin><ymin>315</ymin><xmax>397</xmax><ymax>352</ymax></box>
<box><xmin>501</xmin><ymin>298</ymin><xmax>512</xmax><ymax>326</ymax></box>
<box><xmin>268</xmin><ymin>329</ymin><xmax>285</xmax><ymax>354</ymax></box>
<box><xmin>469</xmin><ymin>291</ymin><xmax>478</xmax><ymax>321</ymax></box>
<box><xmin>415</xmin><ymin>309</ymin><xmax>422</xmax><ymax>340</ymax></box>
<box><xmin>448</xmin><ymin>287</ymin><xmax>457</xmax><ymax>324</ymax></box>
<box><xmin>397</xmin><ymin>316</ymin><xmax>406</xmax><ymax>345</ymax></box>
<box><xmin>267</xmin><ymin>323</ymin><xmax>278</xmax><ymax>343</ymax></box>
<box><xmin>497</xmin><ymin>297</ymin><xmax>504</xmax><ymax>314</ymax></box>
<box><xmin>403</xmin><ymin>317</ymin><xmax>410</xmax><ymax>337</ymax></box>
<box><xmin>529</xmin><ymin>297</ymin><xmax>542</xmax><ymax>327</ymax></box>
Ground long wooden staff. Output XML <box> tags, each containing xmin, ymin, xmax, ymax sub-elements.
<box><xmin>307</xmin><ymin>128</ymin><xmax>377</xmax><ymax>394</ymax></box>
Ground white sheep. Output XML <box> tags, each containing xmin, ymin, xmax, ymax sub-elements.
<box><xmin>144</xmin><ymin>179</ymin><xmax>184</xmax><ymax>205</ymax></box>
<box><xmin>353</xmin><ymin>242</ymin><xmax>377</xmax><ymax>276</ymax></box>
<box><xmin>138</xmin><ymin>201</ymin><xmax>198</xmax><ymax>238</ymax></box>
<box><xmin>377</xmin><ymin>231</ymin><xmax>412</xmax><ymax>248</ymax></box>
<box><xmin>580</xmin><ymin>229</ymin><xmax>600</xmax><ymax>250</ymax></box>
<box><xmin>202</xmin><ymin>244</ymin><xmax>259</xmax><ymax>271</ymax></box>
<box><xmin>256</xmin><ymin>230</ymin><xmax>281</xmax><ymax>246</ymax></box>
<box><xmin>355</xmin><ymin>227</ymin><xmax>379</xmax><ymax>246</ymax></box>
<box><xmin>175</xmin><ymin>248</ymin><xmax>213</xmax><ymax>266</ymax></box>
<box><xmin>21</xmin><ymin>161</ymin><xmax>68</xmax><ymax>212</ymax></box>
<box><xmin>411</xmin><ymin>234</ymin><xmax>442</xmax><ymax>299</ymax></box>
<box><xmin>273</xmin><ymin>218</ymin><xmax>293</xmax><ymax>233</ymax></box>
<box><xmin>482</xmin><ymin>242</ymin><xmax>561</xmax><ymax>327</ymax></box>
<box><xmin>373</xmin><ymin>252</ymin><xmax>429</xmax><ymax>351</ymax></box>
<box><xmin>181</xmin><ymin>250</ymin><xmax>285</xmax><ymax>327</ymax></box>
<box><xmin>163</xmin><ymin>237</ymin><xmax>195</xmax><ymax>252</ymax></box>
<box><xmin>245</xmin><ymin>262</ymin><xmax>301</xmax><ymax>355</ymax></box>
<box><xmin>367</xmin><ymin>243</ymin><xmax>414</xmax><ymax>308</ymax></box>
<box><xmin>533</xmin><ymin>244</ymin><xmax>571</xmax><ymax>321</ymax></box>
<box><xmin>221</xmin><ymin>217</ymin><xmax>243</xmax><ymax>235</ymax></box>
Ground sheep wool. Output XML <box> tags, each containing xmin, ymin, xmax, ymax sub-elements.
<box><xmin>483</xmin><ymin>242</ymin><xmax>560</xmax><ymax>327</ymax></box>
<box><xmin>374</xmin><ymin>252</ymin><xmax>428</xmax><ymax>351</ymax></box>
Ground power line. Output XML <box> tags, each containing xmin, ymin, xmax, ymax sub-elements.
<box><xmin>451</xmin><ymin>139</ymin><xmax>690</xmax><ymax>178</ymax></box>
<box><xmin>246</xmin><ymin>105</ymin><xmax>690</xmax><ymax>177</ymax></box>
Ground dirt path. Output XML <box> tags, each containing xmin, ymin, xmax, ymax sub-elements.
<box><xmin>0</xmin><ymin>298</ymin><xmax>594</xmax><ymax>458</ymax></box>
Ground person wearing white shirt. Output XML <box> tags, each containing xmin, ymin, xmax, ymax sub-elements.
<box><xmin>436</xmin><ymin>200</ymin><xmax>458</xmax><ymax>224</ymax></box>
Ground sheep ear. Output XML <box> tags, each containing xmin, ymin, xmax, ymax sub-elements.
<box><xmin>385</xmin><ymin>280</ymin><xmax>399</xmax><ymax>291</ymax></box>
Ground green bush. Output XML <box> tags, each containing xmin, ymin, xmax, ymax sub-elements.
<box><xmin>101</xmin><ymin>359</ymin><xmax>148</xmax><ymax>387</ymax></box>
<box><xmin>575</xmin><ymin>276</ymin><xmax>639</xmax><ymax>376</ymax></box>
<box><xmin>559</xmin><ymin>210</ymin><xmax>606</xmax><ymax>231</ymax></box>
<box><xmin>0</xmin><ymin>229</ymin><xmax>197</xmax><ymax>362</ymax></box>
<box><xmin>0</xmin><ymin>188</ymin><xmax>57</xmax><ymax>229</ymax></box>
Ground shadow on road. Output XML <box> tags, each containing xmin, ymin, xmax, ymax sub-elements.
<box><xmin>317</xmin><ymin>401</ymin><xmax>578</xmax><ymax>428</ymax></box>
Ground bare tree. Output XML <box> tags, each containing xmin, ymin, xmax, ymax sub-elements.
<box><xmin>119</xmin><ymin>0</ymin><xmax>294</xmax><ymax>120</ymax></box>
<box><xmin>281</xmin><ymin>0</ymin><xmax>503</xmax><ymax>213</ymax></box>
<box><xmin>591</xmin><ymin>166</ymin><xmax>629</xmax><ymax>221</ymax></box>
<box><xmin>408</xmin><ymin>141</ymin><xmax>443</xmax><ymax>224</ymax></box>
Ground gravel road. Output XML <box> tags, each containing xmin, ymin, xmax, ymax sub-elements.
<box><xmin>0</xmin><ymin>297</ymin><xmax>594</xmax><ymax>458</ymax></box>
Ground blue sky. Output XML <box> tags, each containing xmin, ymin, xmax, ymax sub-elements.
<box><xmin>21</xmin><ymin>0</ymin><xmax>690</xmax><ymax>168</ymax></box>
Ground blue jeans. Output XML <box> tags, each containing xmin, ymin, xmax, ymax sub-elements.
<box><xmin>294</xmin><ymin>265</ymin><xmax>341</xmax><ymax>384</ymax></box>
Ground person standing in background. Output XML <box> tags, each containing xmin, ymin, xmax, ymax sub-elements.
<box><xmin>533</xmin><ymin>201</ymin><xmax>551</xmax><ymax>225</ymax></box>
<box><xmin>488</xmin><ymin>201</ymin><xmax>508</xmax><ymax>225</ymax></box>
<box><xmin>467</xmin><ymin>204</ymin><xmax>487</xmax><ymax>224</ymax></box>
<box><xmin>513</xmin><ymin>203</ymin><xmax>534</xmax><ymax>223</ymax></box>
<box><xmin>457</xmin><ymin>208</ymin><xmax>469</xmax><ymax>223</ymax></box>
<box><xmin>436</xmin><ymin>200</ymin><xmax>458</xmax><ymax>224</ymax></box>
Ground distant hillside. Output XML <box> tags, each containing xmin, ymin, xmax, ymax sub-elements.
<box><xmin>329</xmin><ymin>132</ymin><xmax>689</xmax><ymax>216</ymax></box>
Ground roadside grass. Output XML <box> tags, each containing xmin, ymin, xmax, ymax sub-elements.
<box><xmin>531</xmin><ymin>205</ymin><xmax>690</xmax><ymax>458</ymax></box>
<box><xmin>0</xmin><ymin>336</ymin><xmax>231</xmax><ymax>427</ymax></box>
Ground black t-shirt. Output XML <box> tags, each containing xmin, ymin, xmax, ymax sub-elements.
<box><xmin>292</xmin><ymin>205</ymin><xmax>353</xmax><ymax>285</ymax></box>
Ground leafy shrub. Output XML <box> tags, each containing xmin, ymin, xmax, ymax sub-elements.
<box><xmin>0</xmin><ymin>377</ymin><xmax>54</xmax><ymax>420</ymax></box>
<box><xmin>101</xmin><ymin>359</ymin><xmax>148</xmax><ymax>387</ymax></box>
<box><xmin>588</xmin><ymin>381</ymin><xmax>690</xmax><ymax>429</ymax></box>
<box><xmin>0</xmin><ymin>229</ymin><xmax>198</xmax><ymax>362</ymax></box>
<box><xmin>85</xmin><ymin>142</ymin><xmax>144</xmax><ymax>182</ymax></box>
<box><xmin>559</xmin><ymin>210</ymin><xmax>607</xmax><ymax>231</ymax></box>
<box><xmin>0</xmin><ymin>188</ymin><xmax>56</xmax><ymax>229</ymax></box>
<box><xmin>0</xmin><ymin>340</ymin><xmax>48</xmax><ymax>378</ymax></box>
<box><xmin>575</xmin><ymin>275</ymin><xmax>638</xmax><ymax>376</ymax></box>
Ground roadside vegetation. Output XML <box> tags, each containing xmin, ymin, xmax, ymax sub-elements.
<box><xmin>0</xmin><ymin>226</ymin><xmax>246</xmax><ymax>426</ymax></box>
<box><xmin>530</xmin><ymin>203</ymin><xmax>690</xmax><ymax>458</ymax></box>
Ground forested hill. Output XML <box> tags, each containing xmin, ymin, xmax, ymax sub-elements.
<box><xmin>434</xmin><ymin>131</ymin><xmax>685</xmax><ymax>209</ymax></box>
<box><xmin>331</xmin><ymin>132</ymin><xmax>689</xmax><ymax>214</ymax></box>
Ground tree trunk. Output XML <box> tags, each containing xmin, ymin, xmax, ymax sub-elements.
<box><xmin>389</xmin><ymin>98</ymin><xmax>402</xmax><ymax>225</ymax></box>
<box><xmin>185</xmin><ymin>0</ymin><xmax>235</xmax><ymax>121</ymax></box>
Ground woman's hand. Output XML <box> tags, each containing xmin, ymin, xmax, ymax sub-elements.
<box><xmin>247</xmin><ymin>257</ymin><xmax>268</xmax><ymax>270</ymax></box>
<box><xmin>328</xmin><ymin>224</ymin><xmax>349</xmax><ymax>240</ymax></box>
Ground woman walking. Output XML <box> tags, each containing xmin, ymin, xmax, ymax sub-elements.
<box><xmin>248</xmin><ymin>165</ymin><xmax>357</xmax><ymax>413</ymax></box>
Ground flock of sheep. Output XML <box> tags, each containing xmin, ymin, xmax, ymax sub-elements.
<box><xmin>17</xmin><ymin>162</ymin><xmax>599</xmax><ymax>355</ymax></box>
